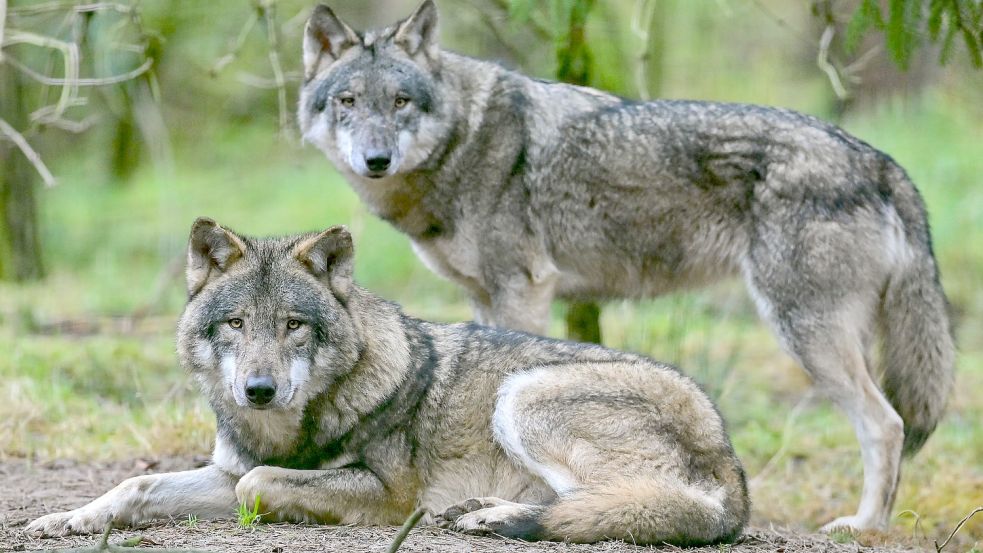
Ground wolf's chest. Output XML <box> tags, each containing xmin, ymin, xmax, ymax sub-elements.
<box><xmin>410</xmin><ymin>235</ymin><xmax>487</xmax><ymax>297</ymax></box>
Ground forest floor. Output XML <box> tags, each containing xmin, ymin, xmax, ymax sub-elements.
<box><xmin>1</xmin><ymin>457</ymin><xmax>934</xmax><ymax>553</ymax></box>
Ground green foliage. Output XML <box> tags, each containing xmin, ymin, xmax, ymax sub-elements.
<box><xmin>844</xmin><ymin>0</ymin><xmax>983</xmax><ymax>68</ymax></box>
<box><xmin>236</xmin><ymin>495</ymin><xmax>263</xmax><ymax>529</ymax></box>
<box><xmin>506</xmin><ymin>0</ymin><xmax>597</xmax><ymax>83</ymax></box>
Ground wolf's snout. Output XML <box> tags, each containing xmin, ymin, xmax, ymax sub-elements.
<box><xmin>245</xmin><ymin>375</ymin><xmax>276</xmax><ymax>406</ymax></box>
<box><xmin>364</xmin><ymin>151</ymin><xmax>392</xmax><ymax>174</ymax></box>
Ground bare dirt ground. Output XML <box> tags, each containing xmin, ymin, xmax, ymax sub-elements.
<box><xmin>1</xmin><ymin>457</ymin><xmax>928</xmax><ymax>553</ymax></box>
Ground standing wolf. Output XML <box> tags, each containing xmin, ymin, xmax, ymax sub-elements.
<box><xmin>27</xmin><ymin>219</ymin><xmax>748</xmax><ymax>545</ymax></box>
<box><xmin>296</xmin><ymin>1</ymin><xmax>955</xmax><ymax>531</ymax></box>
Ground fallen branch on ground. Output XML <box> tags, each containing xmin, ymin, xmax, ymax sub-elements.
<box><xmin>386</xmin><ymin>508</ymin><xmax>428</xmax><ymax>553</ymax></box>
<box><xmin>935</xmin><ymin>506</ymin><xmax>983</xmax><ymax>553</ymax></box>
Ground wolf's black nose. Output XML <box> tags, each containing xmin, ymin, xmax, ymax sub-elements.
<box><xmin>365</xmin><ymin>153</ymin><xmax>391</xmax><ymax>173</ymax></box>
<box><xmin>245</xmin><ymin>375</ymin><xmax>276</xmax><ymax>405</ymax></box>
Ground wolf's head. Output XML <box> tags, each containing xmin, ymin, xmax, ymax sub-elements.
<box><xmin>298</xmin><ymin>1</ymin><xmax>451</xmax><ymax>180</ymax></box>
<box><xmin>176</xmin><ymin>218</ymin><xmax>362</xmax><ymax>412</ymax></box>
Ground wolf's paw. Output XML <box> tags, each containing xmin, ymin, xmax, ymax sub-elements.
<box><xmin>434</xmin><ymin>497</ymin><xmax>513</xmax><ymax>526</ymax></box>
<box><xmin>820</xmin><ymin>515</ymin><xmax>882</xmax><ymax>533</ymax></box>
<box><xmin>435</xmin><ymin>498</ymin><xmax>544</xmax><ymax>538</ymax></box>
<box><xmin>25</xmin><ymin>509</ymin><xmax>112</xmax><ymax>537</ymax></box>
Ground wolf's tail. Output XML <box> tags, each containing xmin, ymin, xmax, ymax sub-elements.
<box><xmin>880</xmin><ymin>164</ymin><xmax>956</xmax><ymax>456</ymax></box>
<box><xmin>539</xmin><ymin>465</ymin><xmax>748</xmax><ymax>545</ymax></box>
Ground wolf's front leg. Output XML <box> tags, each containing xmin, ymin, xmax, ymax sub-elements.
<box><xmin>235</xmin><ymin>465</ymin><xmax>401</xmax><ymax>524</ymax></box>
<box><xmin>477</xmin><ymin>264</ymin><xmax>558</xmax><ymax>336</ymax></box>
<box><xmin>26</xmin><ymin>465</ymin><xmax>237</xmax><ymax>537</ymax></box>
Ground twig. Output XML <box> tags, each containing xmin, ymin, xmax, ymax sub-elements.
<box><xmin>99</xmin><ymin>521</ymin><xmax>114</xmax><ymax>550</ymax></box>
<box><xmin>818</xmin><ymin>25</ymin><xmax>849</xmax><ymax>100</ymax></box>
<box><xmin>0</xmin><ymin>116</ymin><xmax>57</xmax><ymax>186</ymax></box>
<box><xmin>935</xmin><ymin>506</ymin><xmax>983</xmax><ymax>553</ymax></box>
<box><xmin>234</xmin><ymin>70</ymin><xmax>302</xmax><ymax>89</ymax></box>
<box><xmin>6</xmin><ymin>55</ymin><xmax>153</xmax><ymax>86</ymax></box>
<box><xmin>631</xmin><ymin>0</ymin><xmax>658</xmax><ymax>100</ymax></box>
<box><xmin>8</xmin><ymin>2</ymin><xmax>133</xmax><ymax>16</ymax></box>
<box><xmin>259</xmin><ymin>0</ymin><xmax>289</xmax><ymax>136</ymax></box>
<box><xmin>3</xmin><ymin>28</ymin><xmax>80</xmax><ymax>125</ymax></box>
<box><xmin>209</xmin><ymin>9</ymin><xmax>258</xmax><ymax>77</ymax></box>
<box><xmin>386</xmin><ymin>508</ymin><xmax>428</xmax><ymax>553</ymax></box>
<box><xmin>0</xmin><ymin>0</ymin><xmax>8</xmax><ymax>63</ymax></box>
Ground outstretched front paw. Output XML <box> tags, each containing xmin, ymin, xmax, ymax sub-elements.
<box><xmin>25</xmin><ymin>509</ymin><xmax>112</xmax><ymax>537</ymax></box>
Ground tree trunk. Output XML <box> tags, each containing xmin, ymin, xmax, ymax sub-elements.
<box><xmin>555</xmin><ymin>0</ymin><xmax>602</xmax><ymax>344</ymax></box>
<box><xmin>0</xmin><ymin>63</ymin><xmax>45</xmax><ymax>281</ymax></box>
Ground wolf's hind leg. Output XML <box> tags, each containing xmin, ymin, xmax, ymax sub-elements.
<box><xmin>745</xmin><ymin>278</ymin><xmax>902</xmax><ymax>531</ymax></box>
<box><xmin>489</xmin><ymin>365</ymin><xmax>748</xmax><ymax>545</ymax></box>
<box><xmin>803</xmin><ymin>330</ymin><xmax>903</xmax><ymax>532</ymax></box>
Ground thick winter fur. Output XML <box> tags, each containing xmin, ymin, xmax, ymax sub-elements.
<box><xmin>26</xmin><ymin>219</ymin><xmax>749</xmax><ymax>546</ymax></box>
<box><xmin>296</xmin><ymin>1</ymin><xmax>956</xmax><ymax>531</ymax></box>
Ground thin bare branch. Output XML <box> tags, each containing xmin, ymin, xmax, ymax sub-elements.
<box><xmin>235</xmin><ymin>70</ymin><xmax>301</xmax><ymax>89</ymax></box>
<box><xmin>0</xmin><ymin>117</ymin><xmax>57</xmax><ymax>187</ymax></box>
<box><xmin>3</xmin><ymin>28</ymin><xmax>80</xmax><ymax>124</ymax></box>
<box><xmin>7</xmin><ymin>2</ymin><xmax>133</xmax><ymax>16</ymax></box>
<box><xmin>386</xmin><ymin>508</ymin><xmax>428</xmax><ymax>553</ymax></box>
<box><xmin>260</xmin><ymin>0</ymin><xmax>289</xmax><ymax>136</ymax></box>
<box><xmin>6</xmin><ymin>54</ymin><xmax>153</xmax><ymax>86</ymax></box>
<box><xmin>818</xmin><ymin>25</ymin><xmax>849</xmax><ymax>100</ymax></box>
<box><xmin>631</xmin><ymin>0</ymin><xmax>658</xmax><ymax>100</ymax></box>
<box><xmin>935</xmin><ymin>506</ymin><xmax>983</xmax><ymax>553</ymax></box>
<box><xmin>44</xmin><ymin>113</ymin><xmax>100</xmax><ymax>133</ymax></box>
<box><xmin>209</xmin><ymin>9</ymin><xmax>258</xmax><ymax>77</ymax></box>
<box><xmin>0</xmin><ymin>0</ymin><xmax>8</xmax><ymax>64</ymax></box>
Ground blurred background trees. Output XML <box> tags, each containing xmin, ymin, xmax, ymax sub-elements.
<box><xmin>0</xmin><ymin>0</ymin><xmax>981</xmax><ymax>307</ymax></box>
<box><xmin>2</xmin><ymin>0</ymin><xmax>979</xmax><ymax>311</ymax></box>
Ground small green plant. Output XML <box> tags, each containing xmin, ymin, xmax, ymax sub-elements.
<box><xmin>236</xmin><ymin>495</ymin><xmax>263</xmax><ymax>529</ymax></box>
<box><xmin>827</xmin><ymin>528</ymin><xmax>856</xmax><ymax>544</ymax></box>
<box><xmin>184</xmin><ymin>513</ymin><xmax>198</xmax><ymax>528</ymax></box>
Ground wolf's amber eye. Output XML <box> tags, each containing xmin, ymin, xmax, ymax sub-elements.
<box><xmin>394</xmin><ymin>96</ymin><xmax>409</xmax><ymax>109</ymax></box>
<box><xmin>339</xmin><ymin>96</ymin><xmax>355</xmax><ymax>108</ymax></box>
<box><xmin>228</xmin><ymin>318</ymin><xmax>243</xmax><ymax>329</ymax></box>
<box><xmin>287</xmin><ymin>319</ymin><xmax>302</xmax><ymax>330</ymax></box>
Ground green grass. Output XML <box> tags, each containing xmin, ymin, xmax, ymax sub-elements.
<box><xmin>237</xmin><ymin>495</ymin><xmax>263</xmax><ymax>529</ymax></box>
<box><xmin>1</xmin><ymin>67</ymin><xmax>981</xmax><ymax>551</ymax></box>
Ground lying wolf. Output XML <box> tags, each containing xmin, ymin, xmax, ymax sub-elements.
<box><xmin>296</xmin><ymin>1</ymin><xmax>955</xmax><ymax>531</ymax></box>
<box><xmin>26</xmin><ymin>218</ymin><xmax>749</xmax><ymax>545</ymax></box>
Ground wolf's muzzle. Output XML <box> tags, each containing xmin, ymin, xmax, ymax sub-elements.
<box><xmin>364</xmin><ymin>150</ymin><xmax>392</xmax><ymax>176</ymax></box>
<box><xmin>245</xmin><ymin>375</ymin><xmax>277</xmax><ymax>406</ymax></box>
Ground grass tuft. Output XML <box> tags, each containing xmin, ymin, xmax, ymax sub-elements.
<box><xmin>236</xmin><ymin>495</ymin><xmax>263</xmax><ymax>529</ymax></box>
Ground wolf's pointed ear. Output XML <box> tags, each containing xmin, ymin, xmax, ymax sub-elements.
<box><xmin>186</xmin><ymin>217</ymin><xmax>247</xmax><ymax>297</ymax></box>
<box><xmin>294</xmin><ymin>226</ymin><xmax>354</xmax><ymax>304</ymax></box>
<box><xmin>394</xmin><ymin>0</ymin><xmax>439</xmax><ymax>60</ymax></box>
<box><xmin>304</xmin><ymin>5</ymin><xmax>360</xmax><ymax>76</ymax></box>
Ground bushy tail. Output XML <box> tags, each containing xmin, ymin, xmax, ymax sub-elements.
<box><xmin>540</xmin><ymin>467</ymin><xmax>749</xmax><ymax>546</ymax></box>
<box><xmin>880</xmin><ymin>248</ymin><xmax>955</xmax><ymax>455</ymax></box>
